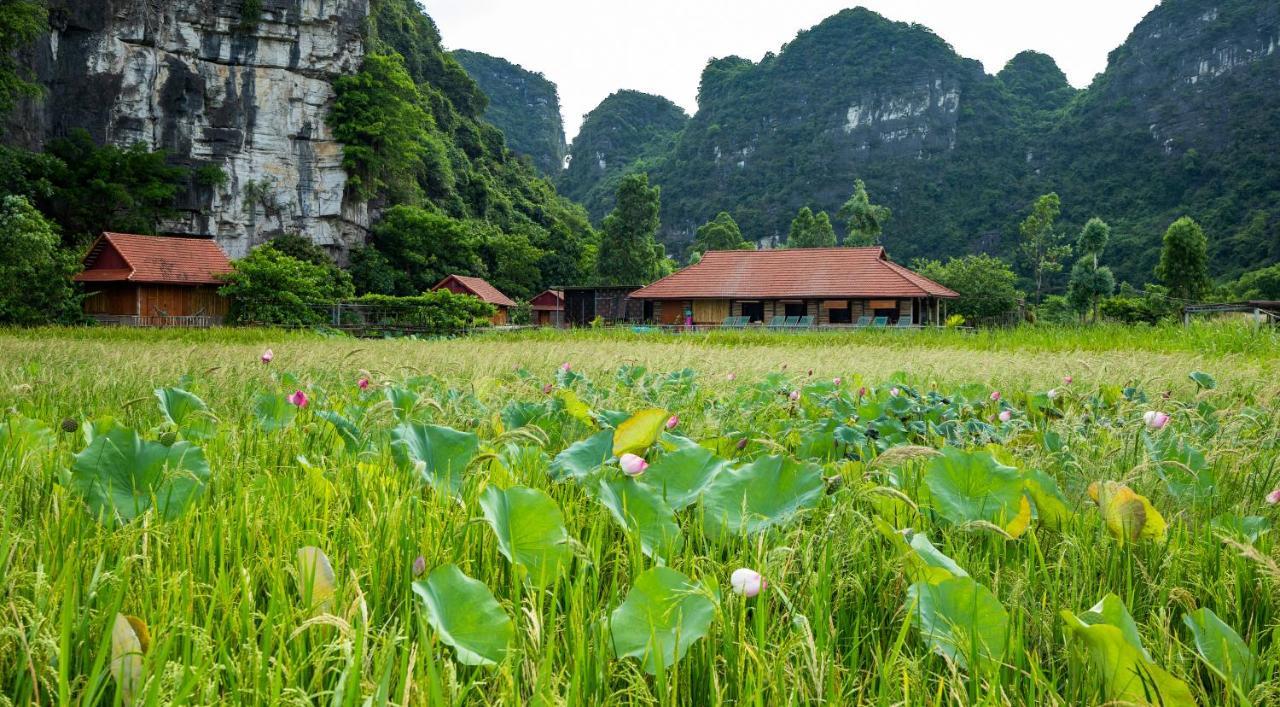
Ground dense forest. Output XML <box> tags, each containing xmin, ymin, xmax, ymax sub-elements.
<box><xmin>451</xmin><ymin>49</ymin><xmax>568</xmax><ymax>176</ymax></box>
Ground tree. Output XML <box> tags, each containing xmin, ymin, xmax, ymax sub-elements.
<box><xmin>219</xmin><ymin>244</ymin><xmax>354</xmax><ymax>326</ymax></box>
<box><xmin>689</xmin><ymin>211</ymin><xmax>753</xmax><ymax>260</ymax></box>
<box><xmin>0</xmin><ymin>0</ymin><xmax>45</xmax><ymax>121</ymax></box>
<box><xmin>1017</xmin><ymin>193</ymin><xmax>1071</xmax><ymax>304</ymax></box>
<box><xmin>837</xmin><ymin>179</ymin><xmax>891</xmax><ymax>246</ymax></box>
<box><xmin>0</xmin><ymin>195</ymin><xmax>81</xmax><ymax>325</ymax></box>
<box><xmin>1066</xmin><ymin>217</ymin><xmax>1116</xmax><ymax>320</ymax></box>
<box><xmin>367</xmin><ymin>205</ymin><xmax>486</xmax><ymax>295</ymax></box>
<box><xmin>1230</xmin><ymin>263</ymin><xmax>1280</xmax><ymax>300</ymax></box>
<box><xmin>786</xmin><ymin>207</ymin><xmax>837</xmax><ymax>248</ymax></box>
<box><xmin>596</xmin><ymin>173</ymin><xmax>661</xmax><ymax>285</ymax></box>
<box><xmin>1155</xmin><ymin>216</ymin><xmax>1211</xmax><ymax>301</ymax></box>
<box><xmin>913</xmin><ymin>254</ymin><xmax>1021</xmax><ymax>321</ymax></box>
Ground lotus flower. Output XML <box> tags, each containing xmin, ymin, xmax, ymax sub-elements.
<box><xmin>1047</xmin><ymin>389</ymin><xmax>1059</xmax><ymax>400</ymax></box>
<box><xmin>789</xmin><ymin>390</ymin><xmax>800</xmax><ymax>402</ymax></box>
<box><xmin>1063</xmin><ymin>375</ymin><xmax>1073</xmax><ymax>385</ymax></box>
<box><xmin>1143</xmin><ymin>411</ymin><xmax>1170</xmax><ymax>430</ymax></box>
<box><xmin>890</xmin><ymin>387</ymin><xmax>900</xmax><ymax>397</ymax></box>
<box><xmin>730</xmin><ymin>568</ymin><xmax>766</xmax><ymax>598</ymax></box>
<box><xmin>990</xmin><ymin>391</ymin><xmax>1001</xmax><ymax>402</ymax></box>
<box><xmin>833</xmin><ymin>377</ymin><xmax>842</xmax><ymax>386</ymax></box>
<box><xmin>288</xmin><ymin>390</ymin><xmax>308</xmax><ymax>408</ymax></box>
<box><xmin>412</xmin><ymin>555</ymin><xmax>427</xmax><ymax>577</ymax></box>
<box><xmin>542</xmin><ymin>383</ymin><xmax>553</xmax><ymax>395</ymax></box>
<box><xmin>619</xmin><ymin>453</ymin><xmax>649</xmax><ymax>477</ymax></box>
<box><xmin>858</xmin><ymin>386</ymin><xmax>867</xmax><ymax>398</ymax></box>
<box><xmin>357</xmin><ymin>377</ymin><xmax>370</xmax><ymax>391</ymax></box>
<box><xmin>727</xmin><ymin>372</ymin><xmax>736</xmax><ymax>382</ymax></box>
<box><xmin>1267</xmin><ymin>489</ymin><xmax>1280</xmax><ymax>505</ymax></box>
<box><xmin>560</xmin><ymin>362</ymin><xmax>571</xmax><ymax>372</ymax></box>
<box><xmin>999</xmin><ymin>410</ymin><xmax>1013</xmax><ymax>423</ymax></box>
<box><xmin>665</xmin><ymin>414</ymin><xmax>679</xmax><ymax>430</ymax></box>
<box><xmin>261</xmin><ymin>348</ymin><xmax>274</xmax><ymax>364</ymax></box>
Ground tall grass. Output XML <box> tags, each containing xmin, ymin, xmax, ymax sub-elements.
<box><xmin>0</xmin><ymin>327</ymin><xmax>1276</xmax><ymax>705</ymax></box>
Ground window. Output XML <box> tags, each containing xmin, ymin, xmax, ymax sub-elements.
<box><xmin>784</xmin><ymin>302</ymin><xmax>807</xmax><ymax>318</ymax></box>
<box><xmin>827</xmin><ymin>302</ymin><xmax>852</xmax><ymax>324</ymax></box>
<box><xmin>741</xmin><ymin>301</ymin><xmax>764</xmax><ymax>323</ymax></box>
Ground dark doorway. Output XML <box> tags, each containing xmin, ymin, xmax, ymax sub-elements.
<box><xmin>828</xmin><ymin>302</ymin><xmax>853</xmax><ymax>324</ymax></box>
<box><xmin>874</xmin><ymin>307</ymin><xmax>899</xmax><ymax>324</ymax></box>
<box><xmin>741</xmin><ymin>301</ymin><xmax>764</xmax><ymax>323</ymax></box>
<box><xmin>784</xmin><ymin>302</ymin><xmax>807</xmax><ymax>318</ymax></box>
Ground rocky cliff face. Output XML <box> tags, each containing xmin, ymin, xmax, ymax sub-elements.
<box><xmin>7</xmin><ymin>0</ymin><xmax>369</xmax><ymax>259</ymax></box>
<box><xmin>451</xmin><ymin>49</ymin><xmax>567</xmax><ymax>176</ymax></box>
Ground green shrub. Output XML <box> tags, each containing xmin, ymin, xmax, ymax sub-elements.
<box><xmin>219</xmin><ymin>245</ymin><xmax>354</xmax><ymax>326</ymax></box>
<box><xmin>0</xmin><ymin>195</ymin><xmax>82</xmax><ymax>325</ymax></box>
<box><xmin>349</xmin><ymin>291</ymin><xmax>495</xmax><ymax>334</ymax></box>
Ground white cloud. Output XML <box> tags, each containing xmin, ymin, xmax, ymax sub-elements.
<box><xmin>422</xmin><ymin>0</ymin><xmax>1159</xmax><ymax>141</ymax></box>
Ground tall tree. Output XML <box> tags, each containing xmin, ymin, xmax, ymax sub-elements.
<box><xmin>0</xmin><ymin>195</ymin><xmax>81</xmax><ymax>325</ymax></box>
<box><xmin>786</xmin><ymin>207</ymin><xmax>837</xmax><ymax>248</ymax></box>
<box><xmin>689</xmin><ymin>211</ymin><xmax>753</xmax><ymax>260</ymax></box>
<box><xmin>0</xmin><ymin>0</ymin><xmax>45</xmax><ymax>121</ymax></box>
<box><xmin>1017</xmin><ymin>193</ymin><xmax>1071</xmax><ymax>304</ymax></box>
<box><xmin>1066</xmin><ymin>217</ymin><xmax>1116</xmax><ymax>321</ymax></box>
<box><xmin>1156</xmin><ymin>216</ymin><xmax>1211</xmax><ymax>301</ymax></box>
<box><xmin>596</xmin><ymin>173</ymin><xmax>661</xmax><ymax>285</ymax></box>
<box><xmin>838</xmin><ymin>179</ymin><xmax>892</xmax><ymax>246</ymax></box>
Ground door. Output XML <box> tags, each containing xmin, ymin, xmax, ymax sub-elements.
<box><xmin>784</xmin><ymin>302</ymin><xmax>807</xmax><ymax>318</ymax></box>
<box><xmin>741</xmin><ymin>301</ymin><xmax>765</xmax><ymax>323</ymax></box>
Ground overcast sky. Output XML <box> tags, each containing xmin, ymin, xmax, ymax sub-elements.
<box><xmin>424</xmin><ymin>1</ymin><xmax>1160</xmax><ymax>141</ymax></box>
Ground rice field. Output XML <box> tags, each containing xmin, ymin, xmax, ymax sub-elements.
<box><xmin>1</xmin><ymin>323</ymin><xmax>1277</xmax><ymax>706</ymax></box>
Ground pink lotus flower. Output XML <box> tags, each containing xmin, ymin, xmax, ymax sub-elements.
<box><xmin>789</xmin><ymin>390</ymin><xmax>800</xmax><ymax>402</ymax></box>
<box><xmin>833</xmin><ymin>377</ymin><xmax>842</xmax><ymax>386</ymax></box>
<box><xmin>357</xmin><ymin>377</ymin><xmax>370</xmax><ymax>391</ymax></box>
<box><xmin>990</xmin><ymin>391</ymin><xmax>1001</xmax><ymax>402</ymax></box>
<box><xmin>729</xmin><ymin>568</ymin><xmax>766</xmax><ymax>598</ymax></box>
<box><xmin>542</xmin><ymin>383</ymin><xmax>553</xmax><ymax>395</ymax></box>
<box><xmin>1266</xmin><ymin>489</ymin><xmax>1280</xmax><ymax>505</ymax></box>
<box><xmin>1143</xmin><ymin>411</ymin><xmax>1170</xmax><ymax>430</ymax></box>
<box><xmin>261</xmin><ymin>348</ymin><xmax>274</xmax><ymax>364</ymax></box>
<box><xmin>857</xmin><ymin>386</ymin><xmax>867</xmax><ymax>398</ymax></box>
<box><xmin>727</xmin><ymin>372</ymin><xmax>737</xmax><ymax>382</ymax></box>
<box><xmin>560</xmin><ymin>362</ymin><xmax>571</xmax><ymax>372</ymax></box>
<box><xmin>412</xmin><ymin>555</ymin><xmax>427</xmax><ymax>577</ymax></box>
<box><xmin>890</xmin><ymin>387</ymin><xmax>900</xmax><ymax>397</ymax></box>
<box><xmin>665</xmin><ymin>415</ymin><xmax>679</xmax><ymax>430</ymax></box>
<box><xmin>288</xmin><ymin>390</ymin><xmax>308</xmax><ymax>408</ymax></box>
<box><xmin>619</xmin><ymin>453</ymin><xmax>649</xmax><ymax>476</ymax></box>
<box><xmin>999</xmin><ymin>410</ymin><xmax>1013</xmax><ymax>423</ymax></box>
<box><xmin>1063</xmin><ymin>375</ymin><xmax>1074</xmax><ymax>385</ymax></box>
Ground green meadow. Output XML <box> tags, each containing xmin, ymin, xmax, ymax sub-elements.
<box><xmin>1</xmin><ymin>323</ymin><xmax>1277</xmax><ymax>706</ymax></box>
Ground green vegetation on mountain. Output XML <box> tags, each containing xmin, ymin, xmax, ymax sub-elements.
<box><xmin>0</xmin><ymin>0</ymin><xmax>44</xmax><ymax>118</ymax></box>
<box><xmin>689</xmin><ymin>211</ymin><xmax>753</xmax><ymax>260</ymax></box>
<box><xmin>785</xmin><ymin>207</ymin><xmax>836</xmax><ymax>249</ymax></box>
<box><xmin>452</xmin><ymin>49</ymin><xmax>568</xmax><ymax>176</ymax></box>
<box><xmin>557</xmin><ymin>90</ymin><xmax>688</xmax><ymax>221</ymax></box>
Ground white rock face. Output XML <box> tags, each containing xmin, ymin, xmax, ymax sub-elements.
<box><xmin>11</xmin><ymin>0</ymin><xmax>370</xmax><ymax>260</ymax></box>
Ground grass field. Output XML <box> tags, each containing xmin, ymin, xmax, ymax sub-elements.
<box><xmin>1</xmin><ymin>323</ymin><xmax>1277</xmax><ymax>705</ymax></box>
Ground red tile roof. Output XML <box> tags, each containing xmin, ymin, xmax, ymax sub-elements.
<box><xmin>530</xmin><ymin>289</ymin><xmax>564</xmax><ymax>310</ymax></box>
<box><xmin>433</xmin><ymin>274</ymin><xmax>517</xmax><ymax>308</ymax></box>
<box><xmin>631</xmin><ymin>247</ymin><xmax>958</xmax><ymax>300</ymax></box>
<box><xmin>74</xmin><ymin>232</ymin><xmax>233</xmax><ymax>285</ymax></box>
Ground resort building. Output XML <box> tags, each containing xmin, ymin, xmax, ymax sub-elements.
<box><xmin>432</xmin><ymin>274</ymin><xmax>516</xmax><ymax>325</ymax></box>
<box><xmin>529</xmin><ymin>289</ymin><xmax>565</xmax><ymax>327</ymax></box>
<box><xmin>74</xmin><ymin>232</ymin><xmax>233</xmax><ymax>326</ymax></box>
<box><xmin>629</xmin><ymin>247</ymin><xmax>958</xmax><ymax>327</ymax></box>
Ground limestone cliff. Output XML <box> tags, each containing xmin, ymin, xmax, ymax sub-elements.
<box><xmin>7</xmin><ymin>0</ymin><xmax>369</xmax><ymax>259</ymax></box>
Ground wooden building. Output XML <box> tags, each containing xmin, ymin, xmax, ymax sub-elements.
<box><xmin>74</xmin><ymin>232</ymin><xmax>233</xmax><ymax>326</ymax></box>
<box><xmin>629</xmin><ymin>247</ymin><xmax>958</xmax><ymax>326</ymax></box>
<box><xmin>561</xmin><ymin>285</ymin><xmax>649</xmax><ymax>326</ymax></box>
<box><xmin>432</xmin><ymin>274</ymin><xmax>516</xmax><ymax>325</ymax></box>
<box><xmin>529</xmin><ymin>289</ymin><xmax>564</xmax><ymax>326</ymax></box>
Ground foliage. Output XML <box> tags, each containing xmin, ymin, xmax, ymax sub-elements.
<box><xmin>349</xmin><ymin>291</ymin><xmax>496</xmax><ymax>334</ymax></box>
<box><xmin>609</xmin><ymin>566</ymin><xmax>716</xmax><ymax>675</ymax></box>
<box><xmin>1018</xmin><ymin>193</ymin><xmax>1071</xmax><ymax>304</ymax></box>
<box><xmin>596</xmin><ymin>173</ymin><xmax>663</xmax><ymax>285</ymax></box>
<box><xmin>838</xmin><ymin>179</ymin><xmax>891</xmax><ymax>246</ymax></box>
<box><xmin>785</xmin><ymin>207</ymin><xmax>837</xmax><ymax>249</ymax></box>
<box><xmin>390</xmin><ymin>422</ymin><xmax>480</xmax><ymax>497</ymax></box>
<box><xmin>914</xmin><ymin>254</ymin><xmax>1021</xmax><ymax>321</ymax></box>
<box><xmin>478</xmin><ymin>485</ymin><xmax>571</xmax><ymax>587</ymax></box>
<box><xmin>0</xmin><ymin>0</ymin><xmax>45</xmax><ymax>120</ymax></box>
<box><xmin>360</xmin><ymin>205</ymin><xmax>485</xmax><ymax>295</ymax></box>
<box><xmin>1156</xmin><ymin>216</ymin><xmax>1212</xmax><ymax>301</ymax></box>
<box><xmin>219</xmin><ymin>244</ymin><xmax>354</xmax><ymax>326</ymax></box>
<box><xmin>413</xmin><ymin>564</ymin><xmax>513</xmax><ymax>666</ymax></box>
<box><xmin>1067</xmin><ymin>218</ymin><xmax>1116</xmax><ymax>320</ymax></box>
<box><xmin>451</xmin><ymin>49</ymin><xmax>567</xmax><ymax>176</ymax></box>
<box><xmin>0</xmin><ymin>195</ymin><xmax>81</xmax><ymax>325</ymax></box>
<box><xmin>1228</xmin><ymin>262</ymin><xmax>1280</xmax><ymax>300</ymax></box>
<box><xmin>68</xmin><ymin>426</ymin><xmax>211</xmax><ymax>525</ymax></box>
<box><xmin>689</xmin><ymin>211</ymin><xmax>753</xmax><ymax>260</ymax></box>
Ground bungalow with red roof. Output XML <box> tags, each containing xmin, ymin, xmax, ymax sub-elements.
<box><xmin>74</xmin><ymin>232</ymin><xmax>233</xmax><ymax>326</ymax></box>
<box><xmin>529</xmin><ymin>289</ymin><xmax>564</xmax><ymax>327</ymax></box>
<box><xmin>629</xmin><ymin>247</ymin><xmax>958</xmax><ymax>327</ymax></box>
<box><xmin>432</xmin><ymin>274</ymin><xmax>517</xmax><ymax>325</ymax></box>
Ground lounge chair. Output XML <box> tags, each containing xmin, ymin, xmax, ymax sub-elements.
<box><xmin>896</xmin><ymin>315</ymin><xmax>914</xmax><ymax>328</ymax></box>
<box><xmin>795</xmin><ymin>315</ymin><xmax>814</xmax><ymax>329</ymax></box>
<box><xmin>767</xmin><ymin>315</ymin><xmax>787</xmax><ymax>329</ymax></box>
<box><xmin>871</xmin><ymin>316</ymin><xmax>889</xmax><ymax>328</ymax></box>
<box><xmin>783</xmin><ymin>316</ymin><xmax>800</xmax><ymax>328</ymax></box>
<box><xmin>853</xmin><ymin>315</ymin><xmax>872</xmax><ymax>328</ymax></box>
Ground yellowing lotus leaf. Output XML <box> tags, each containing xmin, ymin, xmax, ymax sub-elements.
<box><xmin>110</xmin><ymin>613</ymin><xmax>146</xmax><ymax>705</ymax></box>
<box><xmin>296</xmin><ymin>546</ymin><xmax>336</xmax><ymax>613</ymax></box>
<box><xmin>612</xmin><ymin>408</ymin><xmax>670</xmax><ymax>457</ymax></box>
<box><xmin>1088</xmin><ymin>481</ymin><xmax>1167</xmax><ymax>543</ymax></box>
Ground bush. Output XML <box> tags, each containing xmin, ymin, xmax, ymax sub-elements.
<box><xmin>914</xmin><ymin>254</ymin><xmax>1022</xmax><ymax>321</ymax></box>
<box><xmin>349</xmin><ymin>291</ymin><xmax>495</xmax><ymax>334</ymax></box>
<box><xmin>219</xmin><ymin>244</ymin><xmax>354</xmax><ymax>326</ymax></box>
<box><xmin>0</xmin><ymin>195</ymin><xmax>82</xmax><ymax>325</ymax></box>
<box><xmin>1035</xmin><ymin>295</ymin><xmax>1078</xmax><ymax>325</ymax></box>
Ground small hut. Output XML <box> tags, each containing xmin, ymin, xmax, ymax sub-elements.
<box><xmin>432</xmin><ymin>274</ymin><xmax>516</xmax><ymax>325</ymax></box>
<box><xmin>529</xmin><ymin>289</ymin><xmax>564</xmax><ymax>327</ymax></box>
<box><xmin>74</xmin><ymin>232</ymin><xmax>232</xmax><ymax>326</ymax></box>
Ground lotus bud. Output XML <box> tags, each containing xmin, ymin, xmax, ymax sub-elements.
<box><xmin>261</xmin><ymin>348</ymin><xmax>274</xmax><ymax>364</ymax></box>
<box><xmin>1143</xmin><ymin>411</ymin><xmax>1170</xmax><ymax>430</ymax></box>
<box><xmin>729</xmin><ymin>568</ymin><xmax>766</xmax><ymax>598</ymax></box>
<box><xmin>560</xmin><ymin>362</ymin><xmax>571</xmax><ymax>372</ymax></box>
<box><xmin>288</xmin><ymin>390</ymin><xmax>308</xmax><ymax>408</ymax></box>
<box><xmin>999</xmin><ymin>410</ymin><xmax>1013</xmax><ymax>423</ymax></box>
<box><xmin>1063</xmin><ymin>375</ymin><xmax>1073</xmax><ymax>385</ymax></box>
<box><xmin>542</xmin><ymin>383</ymin><xmax>554</xmax><ymax>395</ymax></box>
<box><xmin>1267</xmin><ymin>489</ymin><xmax>1280</xmax><ymax>505</ymax></box>
<box><xmin>857</xmin><ymin>386</ymin><xmax>867</xmax><ymax>398</ymax></box>
<box><xmin>890</xmin><ymin>387</ymin><xmax>900</xmax><ymax>397</ymax></box>
<box><xmin>1047</xmin><ymin>389</ymin><xmax>1059</xmax><ymax>400</ymax></box>
<box><xmin>990</xmin><ymin>391</ymin><xmax>1001</xmax><ymax>402</ymax></box>
<box><xmin>789</xmin><ymin>390</ymin><xmax>800</xmax><ymax>402</ymax></box>
<box><xmin>727</xmin><ymin>372</ymin><xmax>736</xmax><ymax>382</ymax></box>
<box><xmin>357</xmin><ymin>377</ymin><xmax>370</xmax><ymax>391</ymax></box>
<box><xmin>833</xmin><ymin>377</ymin><xmax>841</xmax><ymax>386</ymax></box>
<box><xmin>412</xmin><ymin>555</ymin><xmax>427</xmax><ymax>577</ymax></box>
<box><xmin>736</xmin><ymin>437</ymin><xmax>748</xmax><ymax>450</ymax></box>
<box><xmin>619</xmin><ymin>453</ymin><xmax>649</xmax><ymax>477</ymax></box>
<box><xmin>665</xmin><ymin>414</ymin><xmax>679</xmax><ymax>430</ymax></box>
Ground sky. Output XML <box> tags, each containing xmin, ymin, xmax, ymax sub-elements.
<box><xmin>424</xmin><ymin>0</ymin><xmax>1161</xmax><ymax>141</ymax></box>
